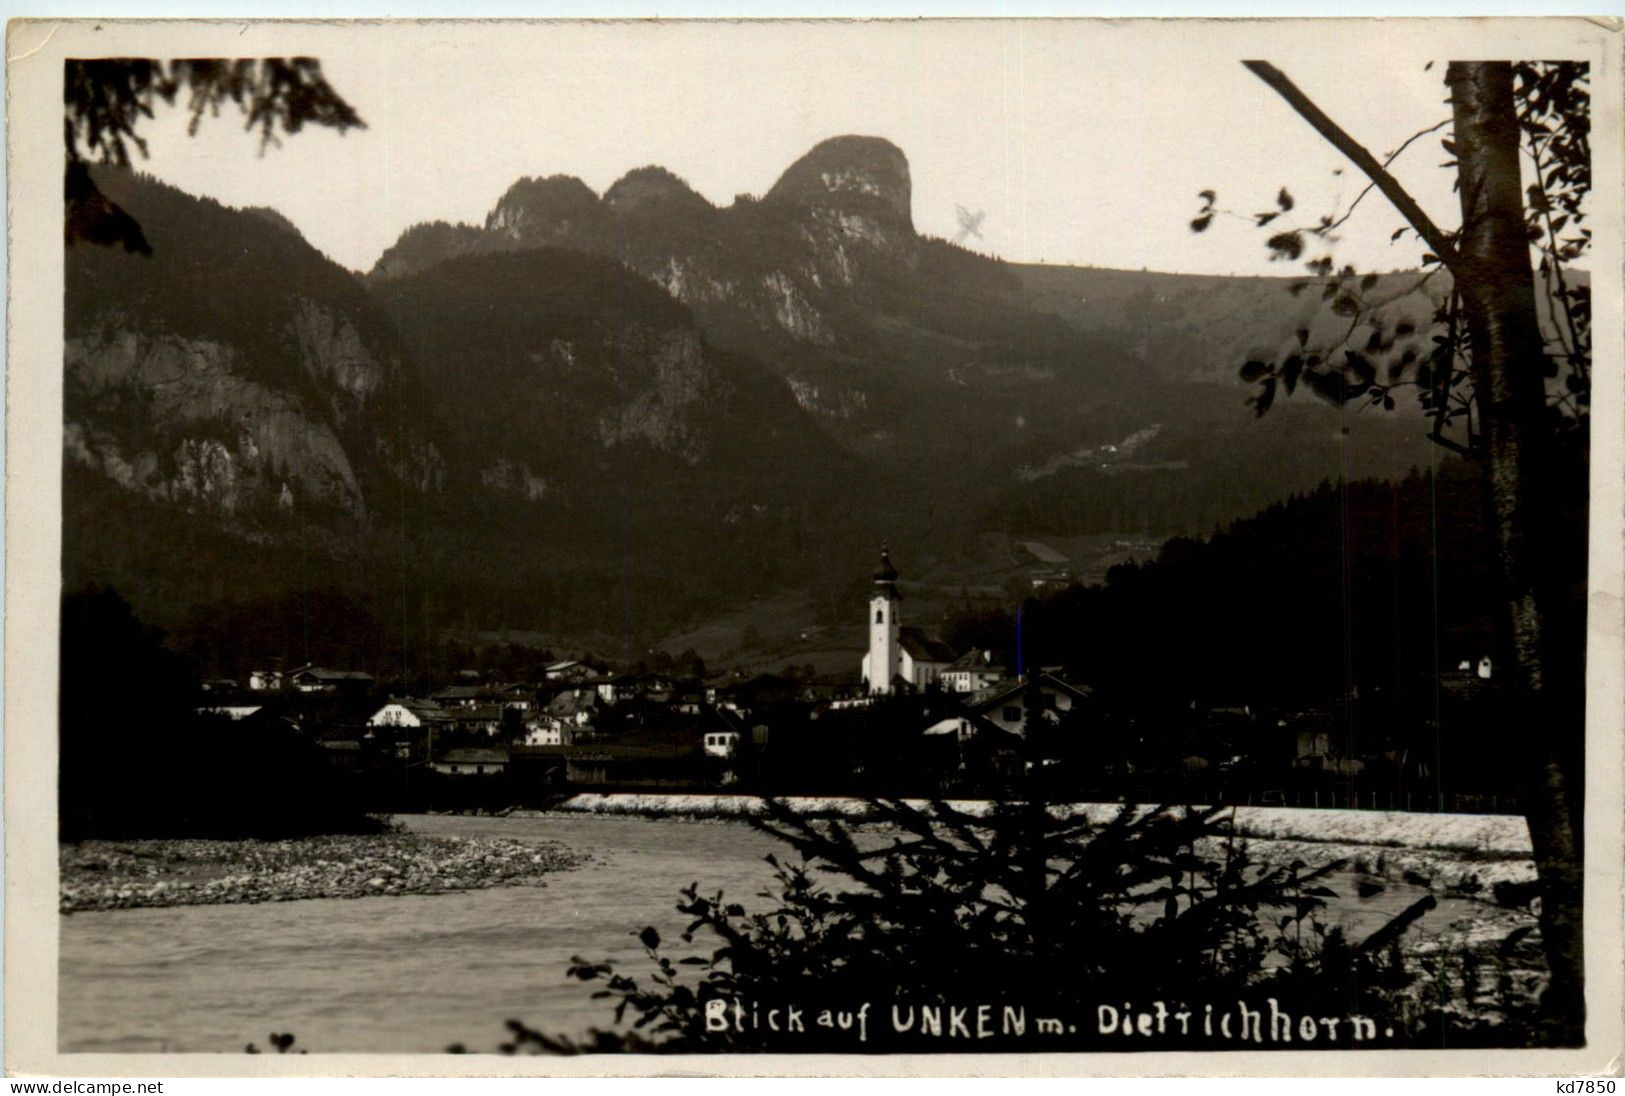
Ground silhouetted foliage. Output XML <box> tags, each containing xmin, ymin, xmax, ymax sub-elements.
<box><xmin>66</xmin><ymin>58</ymin><xmax>362</xmax><ymax>166</ymax></box>
<box><xmin>1196</xmin><ymin>58</ymin><xmax>1590</xmax><ymax>1043</ymax></box>
<box><xmin>496</xmin><ymin>789</ymin><xmax>1538</xmax><ymax>1052</ymax></box>
<box><xmin>65</xmin><ymin>57</ymin><xmax>363</xmax><ymax>250</ymax></box>
<box><xmin>59</xmin><ymin>586</ymin><xmax>387</xmax><ymax>840</ymax></box>
<box><xmin>1200</xmin><ymin>62</ymin><xmax>1588</xmax><ymax>461</ymax></box>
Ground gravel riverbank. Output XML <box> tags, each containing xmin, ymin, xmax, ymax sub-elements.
<box><xmin>60</xmin><ymin>833</ymin><xmax>588</xmax><ymax>913</ymax></box>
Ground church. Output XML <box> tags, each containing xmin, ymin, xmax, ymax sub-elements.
<box><xmin>860</xmin><ymin>547</ymin><xmax>955</xmax><ymax>694</ymax></box>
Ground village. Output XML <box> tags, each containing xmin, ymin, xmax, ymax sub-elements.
<box><xmin>191</xmin><ymin>549</ymin><xmax>1512</xmax><ymax>815</ymax></box>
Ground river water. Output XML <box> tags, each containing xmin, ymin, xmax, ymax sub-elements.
<box><xmin>58</xmin><ymin>813</ymin><xmax>1494</xmax><ymax>1054</ymax></box>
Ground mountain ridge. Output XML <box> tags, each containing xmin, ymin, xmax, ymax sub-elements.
<box><xmin>65</xmin><ymin>140</ymin><xmax>1463</xmax><ymax>667</ymax></box>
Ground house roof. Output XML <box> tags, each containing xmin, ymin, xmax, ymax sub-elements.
<box><xmin>558</xmin><ymin>742</ymin><xmax>695</xmax><ymax>762</ymax></box>
<box><xmin>196</xmin><ymin>705</ymin><xmax>263</xmax><ymax>719</ymax></box>
<box><xmin>548</xmin><ymin>690</ymin><xmax>599</xmax><ymax>717</ymax></box>
<box><xmin>970</xmin><ymin>672</ymin><xmax>1094</xmax><ymax>714</ymax></box>
<box><xmin>386</xmin><ymin>695</ymin><xmax>442</xmax><ymax>709</ymax></box>
<box><xmin>944</xmin><ymin>649</ymin><xmax>1005</xmax><ymax>673</ymax></box>
<box><xmin>294</xmin><ymin>668</ymin><xmax>374</xmax><ymax>683</ymax></box>
<box><xmin>372</xmin><ymin>697</ymin><xmax>446</xmax><ymax>721</ymax></box>
<box><xmin>432</xmin><ymin>685</ymin><xmax>485</xmax><ymax>701</ymax></box>
<box><xmin>450</xmin><ymin>704</ymin><xmax>506</xmax><ymax>721</ymax></box>
<box><xmin>899</xmin><ymin>627</ymin><xmax>955</xmax><ymax>664</ymax></box>
<box><xmin>441</xmin><ymin>747</ymin><xmax>510</xmax><ymax>764</ymax></box>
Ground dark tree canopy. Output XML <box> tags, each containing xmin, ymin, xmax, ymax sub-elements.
<box><xmin>65</xmin><ymin>57</ymin><xmax>364</xmax><ymax>165</ymax></box>
<box><xmin>64</xmin><ymin>57</ymin><xmax>363</xmax><ymax>252</ymax></box>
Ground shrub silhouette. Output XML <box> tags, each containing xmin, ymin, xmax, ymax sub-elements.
<box><xmin>493</xmin><ymin>772</ymin><xmax>1521</xmax><ymax>1053</ymax></box>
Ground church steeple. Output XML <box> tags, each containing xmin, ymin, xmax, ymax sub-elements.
<box><xmin>873</xmin><ymin>545</ymin><xmax>900</xmax><ymax>599</ymax></box>
<box><xmin>865</xmin><ymin>546</ymin><xmax>902</xmax><ymax>694</ymax></box>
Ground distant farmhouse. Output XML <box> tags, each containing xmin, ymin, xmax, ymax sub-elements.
<box><xmin>432</xmin><ymin>747</ymin><xmax>509</xmax><ymax>776</ymax></box>
<box><xmin>941</xmin><ymin>649</ymin><xmax>1008</xmax><ymax>694</ymax></box>
<box><xmin>289</xmin><ymin>666</ymin><xmax>375</xmax><ymax>694</ymax></box>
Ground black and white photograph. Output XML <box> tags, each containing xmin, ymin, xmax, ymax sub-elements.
<box><xmin>5</xmin><ymin>15</ymin><xmax>1623</xmax><ymax>1077</ymax></box>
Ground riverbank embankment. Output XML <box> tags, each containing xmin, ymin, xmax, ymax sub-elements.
<box><xmin>546</xmin><ymin>793</ymin><xmax>1538</xmax><ymax>895</ymax></box>
<box><xmin>60</xmin><ymin>833</ymin><xmax>587</xmax><ymax>913</ymax></box>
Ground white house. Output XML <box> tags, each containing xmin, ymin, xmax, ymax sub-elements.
<box><xmin>523</xmin><ymin>716</ymin><xmax>566</xmax><ymax>747</ymax></box>
<box><xmin>703</xmin><ymin>730</ymin><xmax>740</xmax><ymax>757</ymax></box>
<box><xmin>367</xmin><ymin>698</ymin><xmax>442</xmax><ymax>728</ymax></box>
<box><xmin>941</xmin><ymin>650</ymin><xmax>1008</xmax><ymax>694</ymax></box>
<box><xmin>545</xmin><ymin>660</ymin><xmax>591</xmax><ymax>681</ymax></box>
<box><xmin>968</xmin><ymin>673</ymin><xmax>1093</xmax><ymax>736</ymax></box>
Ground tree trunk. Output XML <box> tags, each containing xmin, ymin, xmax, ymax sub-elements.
<box><xmin>1447</xmin><ymin>60</ymin><xmax>1585</xmax><ymax>1043</ymax></box>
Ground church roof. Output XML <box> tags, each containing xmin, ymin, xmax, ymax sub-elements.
<box><xmin>899</xmin><ymin>626</ymin><xmax>955</xmax><ymax>664</ymax></box>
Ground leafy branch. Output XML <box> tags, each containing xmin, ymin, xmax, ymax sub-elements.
<box><xmin>1195</xmin><ymin>61</ymin><xmax>1589</xmax><ymax>460</ymax></box>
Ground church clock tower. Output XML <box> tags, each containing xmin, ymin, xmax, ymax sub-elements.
<box><xmin>864</xmin><ymin>546</ymin><xmax>901</xmax><ymax>694</ymax></box>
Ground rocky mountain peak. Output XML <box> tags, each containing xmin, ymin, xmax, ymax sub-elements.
<box><xmin>604</xmin><ymin>166</ymin><xmax>714</xmax><ymax>218</ymax></box>
<box><xmin>763</xmin><ymin>135</ymin><xmax>914</xmax><ymax>237</ymax></box>
<box><xmin>485</xmin><ymin>174</ymin><xmax>601</xmax><ymax>239</ymax></box>
<box><xmin>370</xmin><ymin>220</ymin><xmax>482</xmax><ymax>282</ymax></box>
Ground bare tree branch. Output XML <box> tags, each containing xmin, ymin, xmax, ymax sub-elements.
<box><xmin>1243</xmin><ymin>62</ymin><xmax>1462</xmax><ymax>271</ymax></box>
<box><xmin>1321</xmin><ymin>118</ymin><xmax>1451</xmax><ymax>237</ymax></box>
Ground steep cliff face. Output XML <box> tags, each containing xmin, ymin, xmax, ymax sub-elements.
<box><xmin>762</xmin><ymin>134</ymin><xmax>918</xmax><ymax>282</ymax></box>
<box><xmin>65</xmin><ymin>328</ymin><xmax>364</xmax><ymax>520</ymax></box>
<box><xmin>371</xmin><ymin>246</ymin><xmax>845</xmax><ymax>492</ymax></box>
<box><xmin>64</xmin><ymin>169</ymin><xmax>440</xmax><ymax>606</ymax></box>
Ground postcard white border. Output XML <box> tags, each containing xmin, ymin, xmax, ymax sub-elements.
<box><xmin>6</xmin><ymin>15</ymin><xmax>1622</xmax><ymax>1078</ymax></box>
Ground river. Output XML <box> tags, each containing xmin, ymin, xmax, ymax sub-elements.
<box><xmin>58</xmin><ymin>813</ymin><xmax>1502</xmax><ymax>1054</ymax></box>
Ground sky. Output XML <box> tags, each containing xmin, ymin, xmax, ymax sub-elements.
<box><xmin>127</xmin><ymin>21</ymin><xmax>1482</xmax><ymax>278</ymax></box>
